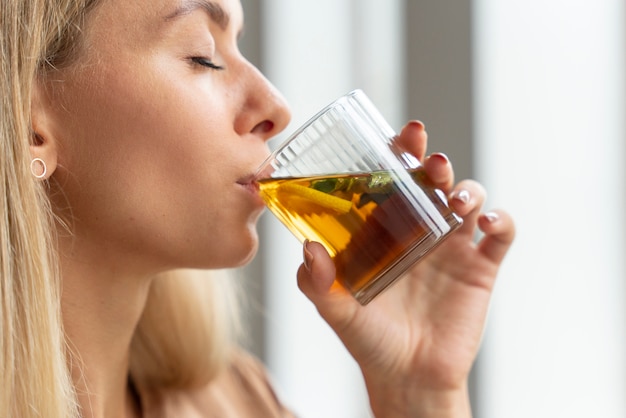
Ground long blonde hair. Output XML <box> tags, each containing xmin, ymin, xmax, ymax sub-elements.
<box><xmin>131</xmin><ymin>269</ymin><xmax>240</xmax><ymax>390</ymax></box>
<box><xmin>1</xmin><ymin>1</ymin><xmax>240</xmax><ymax>416</ymax></box>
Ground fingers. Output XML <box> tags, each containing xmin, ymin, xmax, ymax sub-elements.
<box><xmin>396</xmin><ymin>120</ymin><xmax>428</xmax><ymax>162</ymax></box>
<box><xmin>423</xmin><ymin>152</ymin><xmax>455</xmax><ymax>193</ymax></box>
<box><xmin>448</xmin><ymin>181</ymin><xmax>515</xmax><ymax>264</ymax></box>
<box><xmin>397</xmin><ymin>121</ymin><xmax>455</xmax><ymax>192</ymax></box>
<box><xmin>448</xmin><ymin>179</ymin><xmax>486</xmax><ymax>236</ymax></box>
<box><xmin>297</xmin><ymin>240</ymin><xmax>360</xmax><ymax>329</ymax></box>
<box><xmin>297</xmin><ymin>240</ymin><xmax>336</xmax><ymax>295</ymax></box>
<box><xmin>476</xmin><ymin>210</ymin><xmax>516</xmax><ymax>264</ymax></box>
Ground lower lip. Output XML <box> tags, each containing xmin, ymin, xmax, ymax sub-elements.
<box><xmin>239</xmin><ymin>181</ymin><xmax>265</xmax><ymax>207</ymax></box>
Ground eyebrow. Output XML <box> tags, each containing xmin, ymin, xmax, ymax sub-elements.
<box><xmin>164</xmin><ymin>0</ymin><xmax>230</xmax><ymax>30</ymax></box>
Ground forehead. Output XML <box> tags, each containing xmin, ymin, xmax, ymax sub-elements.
<box><xmin>161</xmin><ymin>0</ymin><xmax>243</xmax><ymax>30</ymax></box>
<box><xmin>165</xmin><ymin>1</ymin><xmax>229</xmax><ymax>28</ymax></box>
<box><xmin>88</xmin><ymin>0</ymin><xmax>243</xmax><ymax>41</ymax></box>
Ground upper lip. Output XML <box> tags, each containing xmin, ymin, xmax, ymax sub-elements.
<box><xmin>236</xmin><ymin>173</ymin><xmax>257</xmax><ymax>186</ymax></box>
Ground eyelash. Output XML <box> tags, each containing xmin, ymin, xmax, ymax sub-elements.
<box><xmin>190</xmin><ymin>57</ymin><xmax>225</xmax><ymax>71</ymax></box>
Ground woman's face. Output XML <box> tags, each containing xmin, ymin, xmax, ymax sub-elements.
<box><xmin>44</xmin><ymin>0</ymin><xmax>290</xmax><ymax>272</ymax></box>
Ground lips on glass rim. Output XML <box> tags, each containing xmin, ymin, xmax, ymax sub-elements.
<box><xmin>237</xmin><ymin>174</ymin><xmax>261</xmax><ymax>195</ymax></box>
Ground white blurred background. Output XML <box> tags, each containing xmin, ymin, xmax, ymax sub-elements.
<box><xmin>236</xmin><ymin>1</ymin><xmax>626</xmax><ymax>417</ymax></box>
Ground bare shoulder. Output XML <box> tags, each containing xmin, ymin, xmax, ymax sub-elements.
<box><xmin>140</xmin><ymin>348</ymin><xmax>296</xmax><ymax>418</ymax></box>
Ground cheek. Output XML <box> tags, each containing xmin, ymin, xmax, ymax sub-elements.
<box><xmin>50</xmin><ymin>63</ymin><xmax>260</xmax><ymax>267</ymax></box>
<box><xmin>58</xmin><ymin>61</ymin><xmax>231</xmax><ymax>187</ymax></box>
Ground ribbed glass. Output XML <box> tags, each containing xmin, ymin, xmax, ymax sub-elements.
<box><xmin>255</xmin><ymin>90</ymin><xmax>462</xmax><ymax>304</ymax></box>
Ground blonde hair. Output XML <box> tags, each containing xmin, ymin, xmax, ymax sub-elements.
<box><xmin>131</xmin><ymin>269</ymin><xmax>241</xmax><ymax>390</ymax></box>
<box><xmin>1</xmin><ymin>1</ymin><xmax>240</xmax><ymax>416</ymax></box>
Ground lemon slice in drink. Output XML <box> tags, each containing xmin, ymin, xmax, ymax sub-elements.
<box><xmin>278</xmin><ymin>183</ymin><xmax>352</xmax><ymax>214</ymax></box>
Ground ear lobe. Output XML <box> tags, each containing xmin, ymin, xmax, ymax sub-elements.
<box><xmin>30</xmin><ymin>82</ymin><xmax>58</xmax><ymax>180</ymax></box>
<box><xmin>29</xmin><ymin>136</ymin><xmax>58</xmax><ymax>180</ymax></box>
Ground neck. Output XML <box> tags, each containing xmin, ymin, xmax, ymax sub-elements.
<box><xmin>60</xmin><ymin>243</ymin><xmax>154</xmax><ymax>418</ymax></box>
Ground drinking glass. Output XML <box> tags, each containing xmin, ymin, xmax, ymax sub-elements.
<box><xmin>255</xmin><ymin>90</ymin><xmax>462</xmax><ymax>305</ymax></box>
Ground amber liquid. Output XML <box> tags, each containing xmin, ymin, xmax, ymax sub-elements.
<box><xmin>258</xmin><ymin>168</ymin><xmax>461</xmax><ymax>304</ymax></box>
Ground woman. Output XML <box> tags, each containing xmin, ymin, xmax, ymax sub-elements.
<box><xmin>0</xmin><ymin>0</ymin><xmax>515</xmax><ymax>416</ymax></box>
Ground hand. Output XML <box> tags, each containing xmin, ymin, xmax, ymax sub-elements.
<box><xmin>296</xmin><ymin>121</ymin><xmax>515</xmax><ymax>417</ymax></box>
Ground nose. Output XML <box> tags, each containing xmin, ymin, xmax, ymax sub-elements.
<box><xmin>234</xmin><ymin>61</ymin><xmax>291</xmax><ymax>140</ymax></box>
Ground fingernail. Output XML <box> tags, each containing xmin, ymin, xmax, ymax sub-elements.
<box><xmin>430</xmin><ymin>152</ymin><xmax>449</xmax><ymax>164</ymax></box>
<box><xmin>451</xmin><ymin>189</ymin><xmax>470</xmax><ymax>204</ymax></box>
<box><xmin>303</xmin><ymin>239</ymin><xmax>313</xmax><ymax>271</ymax></box>
<box><xmin>484</xmin><ymin>212</ymin><xmax>499</xmax><ymax>223</ymax></box>
<box><xmin>409</xmin><ymin>120</ymin><xmax>425</xmax><ymax>130</ymax></box>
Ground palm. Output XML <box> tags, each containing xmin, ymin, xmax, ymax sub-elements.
<box><xmin>298</xmin><ymin>181</ymin><xmax>513</xmax><ymax>392</ymax></box>
<box><xmin>347</xmin><ymin>227</ymin><xmax>498</xmax><ymax>390</ymax></box>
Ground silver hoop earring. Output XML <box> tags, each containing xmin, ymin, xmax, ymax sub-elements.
<box><xmin>30</xmin><ymin>158</ymin><xmax>47</xmax><ymax>179</ymax></box>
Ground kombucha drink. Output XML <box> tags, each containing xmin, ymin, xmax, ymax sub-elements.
<box><xmin>258</xmin><ymin>168</ymin><xmax>461</xmax><ymax>303</ymax></box>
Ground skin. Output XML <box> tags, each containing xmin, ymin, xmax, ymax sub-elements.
<box><xmin>30</xmin><ymin>0</ymin><xmax>515</xmax><ymax>416</ymax></box>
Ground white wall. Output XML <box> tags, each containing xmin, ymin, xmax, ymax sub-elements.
<box><xmin>473</xmin><ymin>1</ymin><xmax>626</xmax><ymax>417</ymax></box>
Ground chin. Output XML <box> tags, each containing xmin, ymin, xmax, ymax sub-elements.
<box><xmin>233</xmin><ymin>230</ymin><xmax>260</xmax><ymax>267</ymax></box>
<box><xmin>206</xmin><ymin>226</ymin><xmax>260</xmax><ymax>269</ymax></box>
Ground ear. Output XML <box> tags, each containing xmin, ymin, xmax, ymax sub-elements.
<box><xmin>29</xmin><ymin>81</ymin><xmax>58</xmax><ymax>180</ymax></box>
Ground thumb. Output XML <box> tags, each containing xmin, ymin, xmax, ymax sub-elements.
<box><xmin>297</xmin><ymin>240</ymin><xmax>361</xmax><ymax>331</ymax></box>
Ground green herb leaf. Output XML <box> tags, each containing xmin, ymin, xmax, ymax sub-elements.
<box><xmin>312</xmin><ymin>178</ymin><xmax>338</xmax><ymax>193</ymax></box>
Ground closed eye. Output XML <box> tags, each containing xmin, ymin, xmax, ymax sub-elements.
<box><xmin>190</xmin><ymin>56</ymin><xmax>225</xmax><ymax>70</ymax></box>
